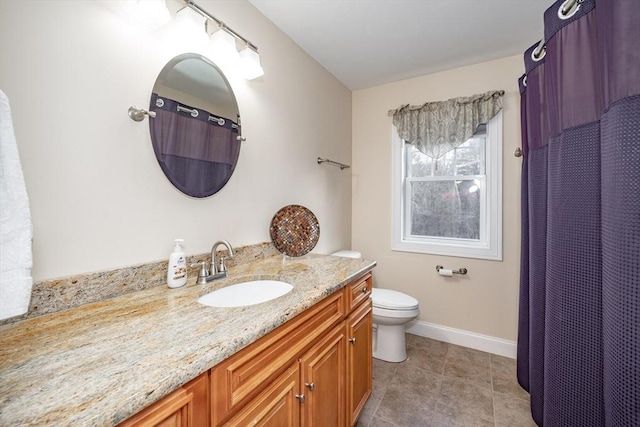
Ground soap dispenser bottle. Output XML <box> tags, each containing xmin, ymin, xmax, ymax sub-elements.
<box><xmin>167</xmin><ymin>239</ymin><xmax>187</xmax><ymax>288</ymax></box>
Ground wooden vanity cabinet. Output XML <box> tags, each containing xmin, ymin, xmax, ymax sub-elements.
<box><xmin>210</xmin><ymin>290</ymin><xmax>346</xmax><ymax>426</ymax></box>
<box><xmin>212</xmin><ymin>272</ymin><xmax>372</xmax><ymax>427</ymax></box>
<box><xmin>120</xmin><ymin>271</ymin><xmax>373</xmax><ymax>427</ymax></box>
<box><xmin>118</xmin><ymin>371</ymin><xmax>209</xmax><ymax>427</ymax></box>
<box><xmin>225</xmin><ymin>323</ymin><xmax>347</xmax><ymax>427</ymax></box>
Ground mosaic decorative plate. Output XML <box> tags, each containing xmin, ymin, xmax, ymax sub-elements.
<box><xmin>269</xmin><ymin>205</ymin><xmax>320</xmax><ymax>257</ymax></box>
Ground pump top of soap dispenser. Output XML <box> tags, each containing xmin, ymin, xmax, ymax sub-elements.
<box><xmin>173</xmin><ymin>239</ymin><xmax>184</xmax><ymax>250</ymax></box>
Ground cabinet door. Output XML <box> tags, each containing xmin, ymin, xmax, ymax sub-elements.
<box><xmin>223</xmin><ymin>364</ymin><xmax>300</xmax><ymax>427</ymax></box>
<box><xmin>346</xmin><ymin>301</ymin><xmax>372</xmax><ymax>427</ymax></box>
<box><xmin>299</xmin><ymin>324</ymin><xmax>346</xmax><ymax>427</ymax></box>
<box><xmin>119</xmin><ymin>373</ymin><xmax>209</xmax><ymax>427</ymax></box>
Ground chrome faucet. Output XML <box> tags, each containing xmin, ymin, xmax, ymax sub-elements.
<box><xmin>192</xmin><ymin>240</ymin><xmax>234</xmax><ymax>284</ymax></box>
<box><xmin>211</xmin><ymin>240</ymin><xmax>234</xmax><ymax>276</ymax></box>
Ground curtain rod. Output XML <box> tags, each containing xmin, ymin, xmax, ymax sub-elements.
<box><xmin>184</xmin><ymin>0</ymin><xmax>259</xmax><ymax>52</ymax></box>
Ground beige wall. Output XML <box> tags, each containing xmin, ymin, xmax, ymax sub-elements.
<box><xmin>1</xmin><ymin>0</ymin><xmax>524</xmax><ymax>340</ymax></box>
<box><xmin>0</xmin><ymin>0</ymin><xmax>352</xmax><ymax>281</ymax></box>
<box><xmin>352</xmin><ymin>56</ymin><xmax>523</xmax><ymax>341</ymax></box>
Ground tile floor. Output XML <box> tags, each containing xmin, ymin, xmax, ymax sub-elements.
<box><xmin>356</xmin><ymin>334</ymin><xmax>537</xmax><ymax>427</ymax></box>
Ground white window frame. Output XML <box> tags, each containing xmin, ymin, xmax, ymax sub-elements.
<box><xmin>391</xmin><ymin>111</ymin><xmax>502</xmax><ymax>260</ymax></box>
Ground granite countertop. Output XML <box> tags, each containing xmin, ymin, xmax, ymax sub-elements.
<box><xmin>0</xmin><ymin>254</ymin><xmax>376</xmax><ymax>426</ymax></box>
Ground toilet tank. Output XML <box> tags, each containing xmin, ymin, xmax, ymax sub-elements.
<box><xmin>331</xmin><ymin>250</ymin><xmax>362</xmax><ymax>259</ymax></box>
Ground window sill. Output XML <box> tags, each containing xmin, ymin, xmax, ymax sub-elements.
<box><xmin>391</xmin><ymin>239</ymin><xmax>502</xmax><ymax>261</ymax></box>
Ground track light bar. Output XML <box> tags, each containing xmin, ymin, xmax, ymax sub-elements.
<box><xmin>183</xmin><ymin>0</ymin><xmax>259</xmax><ymax>53</ymax></box>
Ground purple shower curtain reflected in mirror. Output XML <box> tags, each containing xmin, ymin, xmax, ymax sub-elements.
<box><xmin>517</xmin><ymin>0</ymin><xmax>640</xmax><ymax>426</ymax></box>
<box><xmin>149</xmin><ymin>94</ymin><xmax>240</xmax><ymax>198</ymax></box>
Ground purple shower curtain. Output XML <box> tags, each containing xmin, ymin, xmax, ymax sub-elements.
<box><xmin>517</xmin><ymin>0</ymin><xmax>640</xmax><ymax>426</ymax></box>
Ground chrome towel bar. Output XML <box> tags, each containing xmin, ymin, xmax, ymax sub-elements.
<box><xmin>317</xmin><ymin>157</ymin><xmax>350</xmax><ymax>170</ymax></box>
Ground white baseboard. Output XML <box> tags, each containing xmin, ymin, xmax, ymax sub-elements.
<box><xmin>405</xmin><ymin>320</ymin><xmax>517</xmax><ymax>359</ymax></box>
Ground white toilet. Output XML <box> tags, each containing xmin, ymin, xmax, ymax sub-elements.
<box><xmin>332</xmin><ymin>250</ymin><xmax>420</xmax><ymax>362</ymax></box>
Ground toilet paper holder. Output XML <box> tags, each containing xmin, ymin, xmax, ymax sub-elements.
<box><xmin>436</xmin><ymin>265</ymin><xmax>468</xmax><ymax>275</ymax></box>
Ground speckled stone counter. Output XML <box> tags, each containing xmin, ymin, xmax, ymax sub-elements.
<box><xmin>0</xmin><ymin>254</ymin><xmax>376</xmax><ymax>426</ymax></box>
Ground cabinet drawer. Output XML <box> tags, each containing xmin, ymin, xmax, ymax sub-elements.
<box><xmin>345</xmin><ymin>273</ymin><xmax>371</xmax><ymax>313</ymax></box>
<box><xmin>211</xmin><ymin>290</ymin><xmax>345</xmax><ymax>425</ymax></box>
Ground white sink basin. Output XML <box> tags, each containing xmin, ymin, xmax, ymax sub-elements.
<box><xmin>197</xmin><ymin>280</ymin><xmax>293</xmax><ymax>308</ymax></box>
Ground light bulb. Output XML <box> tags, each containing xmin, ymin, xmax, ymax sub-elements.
<box><xmin>208</xmin><ymin>29</ymin><xmax>240</xmax><ymax>68</ymax></box>
<box><xmin>238</xmin><ymin>46</ymin><xmax>264</xmax><ymax>80</ymax></box>
<box><xmin>174</xmin><ymin>6</ymin><xmax>209</xmax><ymax>48</ymax></box>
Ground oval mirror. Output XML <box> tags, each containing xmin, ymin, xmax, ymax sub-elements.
<box><xmin>149</xmin><ymin>53</ymin><xmax>241</xmax><ymax>198</ymax></box>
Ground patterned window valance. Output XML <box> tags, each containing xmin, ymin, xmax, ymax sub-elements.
<box><xmin>388</xmin><ymin>90</ymin><xmax>504</xmax><ymax>159</ymax></box>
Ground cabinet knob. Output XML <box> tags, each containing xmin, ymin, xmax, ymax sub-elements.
<box><xmin>348</xmin><ymin>337</ymin><xmax>357</xmax><ymax>344</ymax></box>
<box><xmin>295</xmin><ymin>393</ymin><xmax>305</xmax><ymax>403</ymax></box>
<box><xmin>305</xmin><ymin>382</ymin><xmax>315</xmax><ymax>391</ymax></box>
<box><xmin>361</xmin><ymin>288</ymin><xmax>367</xmax><ymax>294</ymax></box>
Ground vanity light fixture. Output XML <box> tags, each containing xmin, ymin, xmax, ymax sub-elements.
<box><xmin>124</xmin><ymin>0</ymin><xmax>264</xmax><ymax>80</ymax></box>
<box><xmin>179</xmin><ymin>0</ymin><xmax>264</xmax><ymax>80</ymax></box>
<box><xmin>123</xmin><ymin>0</ymin><xmax>171</xmax><ymax>29</ymax></box>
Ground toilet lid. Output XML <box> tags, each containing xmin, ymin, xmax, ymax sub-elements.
<box><xmin>371</xmin><ymin>288</ymin><xmax>419</xmax><ymax>310</ymax></box>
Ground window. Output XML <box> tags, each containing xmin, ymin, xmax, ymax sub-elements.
<box><xmin>392</xmin><ymin>112</ymin><xmax>502</xmax><ymax>260</ymax></box>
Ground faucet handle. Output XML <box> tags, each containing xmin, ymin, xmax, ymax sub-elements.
<box><xmin>190</xmin><ymin>262</ymin><xmax>210</xmax><ymax>284</ymax></box>
<box><xmin>217</xmin><ymin>257</ymin><xmax>228</xmax><ymax>274</ymax></box>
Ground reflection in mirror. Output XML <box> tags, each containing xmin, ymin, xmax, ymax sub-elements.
<box><xmin>149</xmin><ymin>53</ymin><xmax>241</xmax><ymax>198</ymax></box>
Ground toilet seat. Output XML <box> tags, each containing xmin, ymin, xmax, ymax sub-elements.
<box><xmin>372</xmin><ymin>288</ymin><xmax>419</xmax><ymax>310</ymax></box>
<box><xmin>373</xmin><ymin>306</ymin><xmax>420</xmax><ymax>319</ymax></box>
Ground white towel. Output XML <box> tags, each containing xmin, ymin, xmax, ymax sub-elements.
<box><xmin>0</xmin><ymin>89</ymin><xmax>33</xmax><ymax>320</ymax></box>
